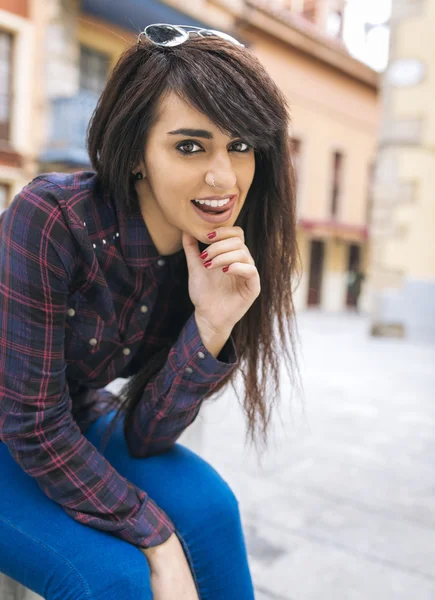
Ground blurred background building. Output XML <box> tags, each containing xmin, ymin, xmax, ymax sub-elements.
<box><xmin>0</xmin><ymin>0</ymin><xmax>384</xmax><ymax>315</ymax></box>
<box><xmin>367</xmin><ymin>0</ymin><xmax>435</xmax><ymax>342</ymax></box>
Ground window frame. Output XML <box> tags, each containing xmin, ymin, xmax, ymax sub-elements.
<box><xmin>79</xmin><ymin>44</ymin><xmax>110</xmax><ymax>94</ymax></box>
<box><xmin>330</xmin><ymin>150</ymin><xmax>344</xmax><ymax>219</ymax></box>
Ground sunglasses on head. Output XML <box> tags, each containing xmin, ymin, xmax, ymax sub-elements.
<box><xmin>138</xmin><ymin>23</ymin><xmax>245</xmax><ymax>48</ymax></box>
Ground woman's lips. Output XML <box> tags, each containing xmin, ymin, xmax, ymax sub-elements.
<box><xmin>190</xmin><ymin>195</ymin><xmax>237</xmax><ymax>224</ymax></box>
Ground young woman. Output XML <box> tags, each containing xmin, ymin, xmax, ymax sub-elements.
<box><xmin>0</xmin><ymin>24</ymin><xmax>298</xmax><ymax>600</ymax></box>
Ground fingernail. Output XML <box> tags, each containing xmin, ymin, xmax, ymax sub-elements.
<box><xmin>199</xmin><ymin>251</ymin><xmax>208</xmax><ymax>260</ymax></box>
<box><xmin>203</xmin><ymin>260</ymin><xmax>212</xmax><ymax>268</ymax></box>
<box><xmin>222</xmin><ymin>266</ymin><xmax>229</xmax><ymax>273</ymax></box>
<box><xmin>207</xmin><ymin>231</ymin><xmax>217</xmax><ymax>240</ymax></box>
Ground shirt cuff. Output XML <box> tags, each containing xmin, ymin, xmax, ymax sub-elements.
<box><xmin>133</xmin><ymin>494</ymin><xmax>176</xmax><ymax>548</ymax></box>
<box><xmin>174</xmin><ymin>313</ymin><xmax>238</xmax><ymax>385</ymax></box>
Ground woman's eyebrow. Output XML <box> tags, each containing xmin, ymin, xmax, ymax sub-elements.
<box><xmin>167</xmin><ymin>128</ymin><xmax>213</xmax><ymax>139</ymax></box>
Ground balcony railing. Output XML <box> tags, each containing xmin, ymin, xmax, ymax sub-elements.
<box><xmin>40</xmin><ymin>90</ymin><xmax>100</xmax><ymax>167</ymax></box>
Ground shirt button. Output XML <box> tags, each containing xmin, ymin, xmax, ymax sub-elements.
<box><xmin>140</xmin><ymin>305</ymin><xmax>149</xmax><ymax>313</ymax></box>
<box><xmin>185</xmin><ymin>367</ymin><xmax>193</xmax><ymax>375</ymax></box>
<box><xmin>67</xmin><ymin>308</ymin><xmax>76</xmax><ymax>317</ymax></box>
<box><xmin>89</xmin><ymin>338</ymin><xmax>98</xmax><ymax>347</ymax></box>
<box><xmin>157</xmin><ymin>259</ymin><xmax>166</xmax><ymax>267</ymax></box>
<box><xmin>123</xmin><ymin>348</ymin><xmax>131</xmax><ymax>356</ymax></box>
<box><xmin>198</xmin><ymin>351</ymin><xmax>205</xmax><ymax>360</ymax></box>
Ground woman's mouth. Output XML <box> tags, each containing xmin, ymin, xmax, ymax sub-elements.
<box><xmin>190</xmin><ymin>195</ymin><xmax>237</xmax><ymax>224</ymax></box>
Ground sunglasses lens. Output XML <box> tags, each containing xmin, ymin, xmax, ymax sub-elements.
<box><xmin>145</xmin><ymin>24</ymin><xmax>187</xmax><ymax>46</ymax></box>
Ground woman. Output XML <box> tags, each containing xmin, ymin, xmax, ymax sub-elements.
<box><xmin>0</xmin><ymin>24</ymin><xmax>298</xmax><ymax>600</ymax></box>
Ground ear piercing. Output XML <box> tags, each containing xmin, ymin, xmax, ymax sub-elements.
<box><xmin>134</xmin><ymin>172</ymin><xmax>144</xmax><ymax>180</ymax></box>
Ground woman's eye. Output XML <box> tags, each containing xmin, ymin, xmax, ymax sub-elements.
<box><xmin>176</xmin><ymin>141</ymin><xmax>203</xmax><ymax>155</ymax></box>
<box><xmin>231</xmin><ymin>141</ymin><xmax>252</xmax><ymax>153</ymax></box>
<box><xmin>176</xmin><ymin>140</ymin><xmax>252</xmax><ymax>155</ymax></box>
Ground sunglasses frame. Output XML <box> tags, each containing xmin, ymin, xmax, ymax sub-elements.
<box><xmin>139</xmin><ymin>23</ymin><xmax>245</xmax><ymax>48</ymax></box>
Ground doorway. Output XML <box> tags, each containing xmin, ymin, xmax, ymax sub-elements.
<box><xmin>346</xmin><ymin>244</ymin><xmax>362</xmax><ymax>308</ymax></box>
<box><xmin>307</xmin><ymin>240</ymin><xmax>325</xmax><ymax>307</ymax></box>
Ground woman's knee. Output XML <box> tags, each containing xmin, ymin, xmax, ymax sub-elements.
<box><xmin>45</xmin><ymin>550</ymin><xmax>152</xmax><ymax>600</ymax></box>
<box><xmin>198</xmin><ymin>473</ymin><xmax>240</xmax><ymax>528</ymax></box>
<box><xmin>168</xmin><ymin>446</ymin><xmax>242</xmax><ymax>533</ymax></box>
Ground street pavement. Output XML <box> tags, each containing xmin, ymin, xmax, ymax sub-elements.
<box><xmin>190</xmin><ymin>311</ymin><xmax>435</xmax><ymax>600</ymax></box>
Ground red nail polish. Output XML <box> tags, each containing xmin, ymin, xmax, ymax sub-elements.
<box><xmin>203</xmin><ymin>260</ymin><xmax>212</xmax><ymax>268</ymax></box>
<box><xmin>200</xmin><ymin>251</ymin><xmax>208</xmax><ymax>260</ymax></box>
<box><xmin>222</xmin><ymin>266</ymin><xmax>229</xmax><ymax>273</ymax></box>
<box><xmin>207</xmin><ymin>232</ymin><xmax>217</xmax><ymax>240</ymax></box>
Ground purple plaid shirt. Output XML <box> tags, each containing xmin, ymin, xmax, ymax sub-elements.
<box><xmin>0</xmin><ymin>171</ymin><xmax>237</xmax><ymax>548</ymax></box>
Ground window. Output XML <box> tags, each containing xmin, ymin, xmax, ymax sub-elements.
<box><xmin>291</xmin><ymin>138</ymin><xmax>302</xmax><ymax>192</ymax></box>
<box><xmin>79</xmin><ymin>45</ymin><xmax>110</xmax><ymax>94</ymax></box>
<box><xmin>307</xmin><ymin>240</ymin><xmax>325</xmax><ymax>307</ymax></box>
<box><xmin>366</xmin><ymin>162</ymin><xmax>375</xmax><ymax>226</ymax></box>
<box><xmin>0</xmin><ymin>30</ymin><xmax>13</xmax><ymax>141</ymax></box>
<box><xmin>0</xmin><ymin>183</ymin><xmax>10</xmax><ymax>215</ymax></box>
<box><xmin>291</xmin><ymin>138</ymin><xmax>301</xmax><ymax>175</ymax></box>
<box><xmin>330</xmin><ymin>151</ymin><xmax>343</xmax><ymax>218</ymax></box>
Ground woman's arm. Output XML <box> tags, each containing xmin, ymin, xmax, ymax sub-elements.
<box><xmin>123</xmin><ymin>311</ymin><xmax>238</xmax><ymax>458</ymax></box>
<box><xmin>0</xmin><ymin>184</ymin><xmax>174</xmax><ymax>549</ymax></box>
<box><xmin>123</xmin><ymin>227</ymin><xmax>260</xmax><ymax>459</ymax></box>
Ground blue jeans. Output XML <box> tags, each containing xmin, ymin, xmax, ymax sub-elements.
<box><xmin>0</xmin><ymin>413</ymin><xmax>255</xmax><ymax>599</ymax></box>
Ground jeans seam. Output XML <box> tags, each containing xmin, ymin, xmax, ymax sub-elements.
<box><xmin>175</xmin><ymin>529</ymin><xmax>202</xmax><ymax>600</ymax></box>
<box><xmin>0</xmin><ymin>515</ymin><xmax>93</xmax><ymax>599</ymax></box>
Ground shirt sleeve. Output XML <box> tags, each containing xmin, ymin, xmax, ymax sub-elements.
<box><xmin>0</xmin><ymin>185</ymin><xmax>175</xmax><ymax>548</ymax></box>
<box><xmin>124</xmin><ymin>313</ymin><xmax>238</xmax><ymax>458</ymax></box>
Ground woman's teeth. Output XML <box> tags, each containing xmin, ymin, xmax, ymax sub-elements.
<box><xmin>193</xmin><ymin>198</ymin><xmax>231</xmax><ymax>208</ymax></box>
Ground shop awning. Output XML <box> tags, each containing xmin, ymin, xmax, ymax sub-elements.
<box><xmin>81</xmin><ymin>0</ymin><xmax>210</xmax><ymax>32</ymax></box>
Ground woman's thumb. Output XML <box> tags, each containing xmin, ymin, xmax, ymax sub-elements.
<box><xmin>182</xmin><ymin>232</ymin><xmax>200</xmax><ymax>269</ymax></box>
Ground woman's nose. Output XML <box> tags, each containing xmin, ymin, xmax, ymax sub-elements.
<box><xmin>206</xmin><ymin>156</ymin><xmax>237</xmax><ymax>189</ymax></box>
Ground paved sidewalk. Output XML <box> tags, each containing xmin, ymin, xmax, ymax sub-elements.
<box><xmin>194</xmin><ymin>311</ymin><xmax>435</xmax><ymax>600</ymax></box>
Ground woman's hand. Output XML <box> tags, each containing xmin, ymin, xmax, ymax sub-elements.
<box><xmin>142</xmin><ymin>533</ymin><xmax>199</xmax><ymax>600</ymax></box>
<box><xmin>182</xmin><ymin>227</ymin><xmax>261</xmax><ymax>338</ymax></box>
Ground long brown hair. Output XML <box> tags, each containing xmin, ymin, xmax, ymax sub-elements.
<box><xmin>87</xmin><ymin>34</ymin><xmax>300</xmax><ymax>450</ymax></box>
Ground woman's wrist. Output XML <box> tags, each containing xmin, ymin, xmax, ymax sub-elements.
<box><xmin>194</xmin><ymin>311</ymin><xmax>233</xmax><ymax>359</ymax></box>
<box><xmin>141</xmin><ymin>533</ymin><xmax>177</xmax><ymax>567</ymax></box>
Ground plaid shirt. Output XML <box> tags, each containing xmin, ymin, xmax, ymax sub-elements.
<box><xmin>0</xmin><ymin>172</ymin><xmax>237</xmax><ymax>548</ymax></box>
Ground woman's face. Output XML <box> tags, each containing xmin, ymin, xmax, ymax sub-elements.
<box><xmin>134</xmin><ymin>91</ymin><xmax>256</xmax><ymax>255</ymax></box>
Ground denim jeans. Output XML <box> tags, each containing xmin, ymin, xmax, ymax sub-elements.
<box><xmin>0</xmin><ymin>412</ymin><xmax>255</xmax><ymax>599</ymax></box>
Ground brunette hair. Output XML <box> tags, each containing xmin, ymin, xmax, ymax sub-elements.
<box><xmin>87</xmin><ymin>34</ymin><xmax>300</xmax><ymax>451</ymax></box>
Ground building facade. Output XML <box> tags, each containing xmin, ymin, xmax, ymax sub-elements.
<box><xmin>367</xmin><ymin>0</ymin><xmax>435</xmax><ymax>342</ymax></box>
<box><xmin>0</xmin><ymin>0</ymin><xmax>35</xmax><ymax>208</ymax></box>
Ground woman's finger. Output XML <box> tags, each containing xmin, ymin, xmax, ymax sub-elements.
<box><xmin>203</xmin><ymin>249</ymin><xmax>255</xmax><ymax>269</ymax></box>
<box><xmin>201</xmin><ymin>236</ymin><xmax>244</xmax><ymax>260</ymax></box>
<box><xmin>221</xmin><ymin>262</ymin><xmax>259</xmax><ymax>280</ymax></box>
<box><xmin>205</xmin><ymin>226</ymin><xmax>245</xmax><ymax>245</ymax></box>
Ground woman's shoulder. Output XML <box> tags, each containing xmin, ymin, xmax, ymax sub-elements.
<box><xmin>1</xmin><ymin>171</ymin><xmax>103</xmax><ymax>264</ymax></box>
<box><xmin>3</xmin><ymin>170</ymin><xmax>102</xmax><ymax>231</ymax></box>
<box><xmin>27</xmin><ymin>170</ymin><xmax>101</xmax><ymax>200</ymax></box>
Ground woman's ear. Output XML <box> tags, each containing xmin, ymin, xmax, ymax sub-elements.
<box><xmin>131</xmin><ymin>162</ymin><xmax>147</xmax><ymax>178</ymax></box>
<box><xmin>131</xmin><ymin>167</ymin><xmax>147</xmax><ymax>180</ymax></box>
